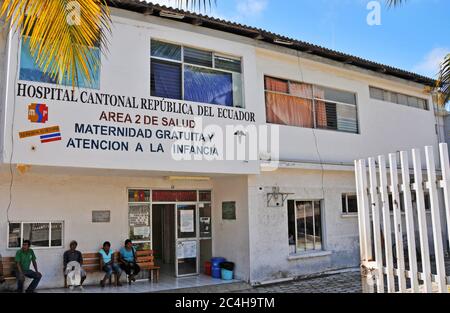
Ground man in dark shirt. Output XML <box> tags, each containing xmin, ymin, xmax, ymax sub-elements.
<box><xmin>63</xmin><ymin>241</ymin><xmax>86</xmax><ymax>289</ymax></box>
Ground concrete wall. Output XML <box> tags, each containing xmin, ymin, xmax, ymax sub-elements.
<box><xmin>0</xmin><ymin>166</ymin><xmax>213</xmax><ymax>289</ymax></box>
<box><xmin>212</xmin><ymin>176</ymin><xmax>250</xmax><ymax>281</ymax></box>
<box><xmin>255</xmin><ymin>49</ymin><xmax>439</xmax><ymax>165</ymax></box>
<box><xmin>0</xmin><ymin>17</ymin><xmax>7</xmax><ymax>161</ymax></box>
<box><xmin>247</xmin><ymin>168</ymin><xmax>360</xmax><ymax>284</ymax></box>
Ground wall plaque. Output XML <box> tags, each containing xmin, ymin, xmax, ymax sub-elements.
<box><xmin>92</xmin><ymin>210</ymin><xmax>111</xmax><ymax>223</ymax></box>
<box><xmin>222</xmin><ymin>201</ymin><xmax>236</xmax><ymax>220</ymax></box>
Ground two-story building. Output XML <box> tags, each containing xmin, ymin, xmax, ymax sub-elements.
<box><xmin>0</xmin><ymin>1</ymin><xmax>441</xmax><ymax>289</ymax></box>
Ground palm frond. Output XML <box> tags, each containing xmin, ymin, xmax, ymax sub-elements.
<box><xmin>386</xmin><ymin>0</ymin><xmax>406</xmax><ymax>8</ymax></box>
<box><xmin>176</xmin><ymin>0</ymin><xmax>216</xmax><ymax>11</ymax></box>
<box><xmin>438</xmin><ymin>54</ymin><xmax>450</xmax><ymax>105</ymax></box>
<box><xmin>0</xmin><ymin>0</ymin><xmax>111</xmax><ymax>88</ymax></box>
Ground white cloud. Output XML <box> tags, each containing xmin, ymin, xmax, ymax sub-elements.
<box><xmin>236</xmin><ymin>0</ymin><xmax>268</xmax><ymax>18</ymax></box>
<box><xmin>412</xmin><ymin>47</ymin><xmax>449</xmax><ymax>78</ymax></box>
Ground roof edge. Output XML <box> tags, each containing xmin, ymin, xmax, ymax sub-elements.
<box><xmin>107</xmin><ymin>0</ymin><xmax>437</xmax><ymax>87</ymax></box>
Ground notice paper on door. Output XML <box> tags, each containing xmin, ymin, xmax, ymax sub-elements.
<box><xmin>177</xmin><ymin>240</ymin><xmax>197</xmax><ymax>259</ymax></box>
<box><xmin>180</xmin><ymin>210</ymin><xmax>194</xmax><ymax>233</ymax></box>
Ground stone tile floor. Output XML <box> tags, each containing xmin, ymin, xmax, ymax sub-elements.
<box><xmin>166</xmin><ymin>269</ymin><xmax>363</xmax><ymax>294</ymax></box>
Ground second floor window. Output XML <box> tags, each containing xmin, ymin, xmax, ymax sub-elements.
<box><xmin>150</xmin><ymin>39</ymin><xmax>244</xmax><ymax>108</ymax></box>
<box><xmin>265</xmin><ymin>76</ymin><xmax>358</xmax><ymax>134</ymax></box>
<box><xmin>19</xmin><ymin>37</ymin><xmax>100</xmax><ymax>89</ymax></box>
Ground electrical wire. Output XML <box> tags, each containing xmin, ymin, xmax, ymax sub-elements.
<box><xmin>5</xmin><ymin>26</ymin><xmax>19</xmax><ymax>224</ymax></box>
<box><xmin>295</xmin><ymin>50</ymin><xmax>325</xmax><ymax>199</ymax></box>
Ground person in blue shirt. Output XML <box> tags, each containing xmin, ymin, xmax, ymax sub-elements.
<box><xmin>119</xmin><ymin>239</ymin><xmax>140</xmax><ymax>284</ymax></box>
<box><xmin>99</xmin><ymin>241</ymin><xmax>122</xmax><ymax>287</ymax></box>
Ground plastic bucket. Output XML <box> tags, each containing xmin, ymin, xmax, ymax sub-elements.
<box><xmin>211</xmin><ymin>257</ymin><xmax>226</xmax><ymax>268</ymax></box>
<box><xmin>211</xmin><ymin>257</ymin><xmax>226</xmax><ymax>279</ymax></box>
<box><xmin>221</xmin><ymin>269</ymin><xmax>234</xmax><ymax>280</ymax></box>
<box><xmin>220</xmin><ymin>262</ymin><xmax>235</xmax><ymax>271</ymax></box>
<box><xmin>212</xmin><ymin>267</ymin><xmax>222</xmax><ymax>279</ymax></box>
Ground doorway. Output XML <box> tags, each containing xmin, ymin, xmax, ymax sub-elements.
<box><xmin>129</xmin><ymin>189</ymin><xmax>213</xmax><ymax>278</ymax></box>
<box><xmin>152</xmin><ymin>204</ymin><xmax>176</xmax><ymax>275</ymax></box>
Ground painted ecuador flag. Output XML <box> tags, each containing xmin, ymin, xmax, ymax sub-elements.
<box><xmin>40</xmin><ymin>131</ymin><xmax>62</xmax><ymax>143</ymax></box>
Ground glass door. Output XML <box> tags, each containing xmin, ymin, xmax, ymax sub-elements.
<box><xmin>175</xmin><ymin>204</ymin><xmax>199</xmax><ymax>277</ymax></box>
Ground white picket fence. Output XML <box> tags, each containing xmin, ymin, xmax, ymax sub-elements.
<box><xmin>355</xmin><ymin>143</ymin><xmax>450</xmax><ymax>293</ymax></box>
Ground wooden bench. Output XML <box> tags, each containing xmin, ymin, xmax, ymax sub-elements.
<box><xmin>134</xmin><ymin>250</ymin><xmax>160</xmax><ymax>283</ymax></box>
<box><xmin>63</xmin><ymin>250</ymin><xmax>160</xmax><ymax>287</ymax></box>
<box><xmin>1</xmin><ymin>257</ymin><xmax>17</xmax><ymax>282</ymax></box>
<box><xmin>64</xmin><ymin>252</ymin><xmax>117</xmax><ymax>288</ymax></box>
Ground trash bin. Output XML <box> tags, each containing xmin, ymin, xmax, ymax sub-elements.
<box><xmin>211</xmin><ymin>257</ymin><xmax>226</xmax><ymax>279</ymax></box>
<box><xmin>221</xmin><ymin>269</ymin><xmax>234</xmax><ymax>280</ymax></box>
<box><xmin>204</xmin><ymin>261</ymin><xmax>212</xmax><ymax>276</ymax></box>
<box><xmin>220</xmin><ymin>262</ymin><xmax>235</xmax><ymax>280</ymax></box>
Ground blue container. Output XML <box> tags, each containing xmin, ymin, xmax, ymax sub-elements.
<box><xmin>212</xmin><ymin>267</ymin><xmax>222</xmax><ymax>279</ymax></box>
<box><xmin>221</xmin><ymin>269</ymin><xmax>233</xmax><ymax>280</ymax></box>
<box><xmin>211</xmin><ymin>257</ymin><xmax>226</xmax><ymax>279</ymax></box>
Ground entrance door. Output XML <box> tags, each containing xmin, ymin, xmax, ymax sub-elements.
<box><xmin>175</xmin><ymin>204</ymin><xmax>199</xmax><ymax>277</ymax></box>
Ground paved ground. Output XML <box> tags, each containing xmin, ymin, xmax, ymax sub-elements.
<box><xmin>243</xmin><ymin>271</ymin><xmax>363</xmax><ymax>294</ymax></box>
<box><xmin>164</xmin><ymin>269</ymin><xmax>363</xmax><ymax>294</ymax></box>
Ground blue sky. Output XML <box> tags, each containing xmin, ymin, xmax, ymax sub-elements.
<box><xmin>150</xmin><ymin>0</ymin><xmax>449</xmax><ymax>80</ymax></box>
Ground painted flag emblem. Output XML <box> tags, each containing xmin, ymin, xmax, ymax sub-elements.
<box><xmin>28</xmin><ymin>103</ymin><xmax>48</xmax><ymax>123</ymax></box>
<box><xmin>40</xmin><ymin>132</ymin><xmax>62</xmax><ymax>143</ymax></box>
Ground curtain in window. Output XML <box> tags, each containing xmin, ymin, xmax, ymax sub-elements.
<box><xmin>315</xmin><ymin>100</ymin><xmax>328</xmax><ymax>129</ymax></box>
<box><xmin>265</xmin><ymin>92</ymin><xmax>313</xmax><ymax>128</ymax></box>
<box><xmin>184</xmin><ymin>65</ymin><xmax>233</xmax><ymax>106</ymax></box>
<box><xmin>265</xmin><ymin>76</ymin><xmax>289</xmax><ymax>93</ymax></box>
<box><xmin>151</xmin><ymin>59</ymin><xmax>182</xmax><ymax>100</ymax></box>
<box><xmin>290</xmin><ymin>82</ymin><xmax>313</xmax><ymax>98</ymax></box>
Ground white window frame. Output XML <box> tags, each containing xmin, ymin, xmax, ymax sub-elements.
<box><xmin>369</xmin><ymin>86</ymin><xmax>429</xmax><ymax>111</ymax></box>
<box><xmin>150</xmin><ymin>39</ymin><xmax>245</xmax><ymax>109</ymax></box>
<box><xmin>288</xmin><ymin>200</ymin><xmax>324</xmax><ymax>255</ymax></box>
<box><xmin>19</xmin><ymin>36</ymin><xmax>101</xmax><ymax>90</ymax></box>
<box><xmin>342</xmin><ymin>193</ymin><xmax>358</xmax><ymax>216</ymax></box>
<box><xmin>264</xmin><ymin>75</ymin><xmax>359</xmax><ymax>134</ymax></box>
<box><xmin>7</xmin><ymin>221</ymin><xmax>65</xmax><ymax>250</ymax></box>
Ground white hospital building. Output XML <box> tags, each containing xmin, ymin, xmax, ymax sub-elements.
<box><xmin>0</xmin><ymin>1</ymin><xmax>446</xmax><ymax>289</ymax></box>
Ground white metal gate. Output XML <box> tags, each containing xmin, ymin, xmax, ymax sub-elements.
<box><xmin>355</xmin><ymin>143</ymin><xmax>450</xmax><ymax>293</ymax></box>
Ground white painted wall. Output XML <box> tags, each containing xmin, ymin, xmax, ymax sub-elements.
<box><xmin>0</xmin><ymin>167</ymin><xmax>212</xmax><ymax>289</ymax></box>
<box><xmin>247</xmin><ymin>168</ymin><xmax>360</xmax><ymax>284</ymax></box>
<box><xmin>212</xmin><ymin>176</ymin><xmax>250</xmax><ymax>281</ymax></box>
<box><xmin>0</xmin><ymin>18</ymin><xmax>7</xmax><ymax>161</ymax></box>
<box><xmin>0</xmin><ymin>7</ymin><xmax>444</xmax><ymax>288</ymax></box>
<box><xmin>255</xmin><ymin>49</ymin><xmax>439</xmax><ymax>165</ymax></box>
<box><xmin>2</xmin><ymin>9</ymin><xmax>261</xmax><ymax>175</ymax></box>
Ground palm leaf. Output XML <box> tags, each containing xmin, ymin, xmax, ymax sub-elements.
<box><xmin>0</xmin><ymin>0</ymin><xmax>111</xmax><ymax>88</ymax></box>
<box><xmin>174</xmin><ymin>0</ymin><xmax>216</xmax><ymax>11</ymax></box>
<box><xmin>438</xmin><ymin>54</ymin><xmax>450</xmax><ymax>105</ymax></box>
<box><xmin>0</xmin><ymin>1</ymin><xmax>214</xmax><ymax>88</ymax></box>
<box><xmin>386</xmin><ymin>0</ymin><xmax>405</xmax><ymax>7</ymax></box>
